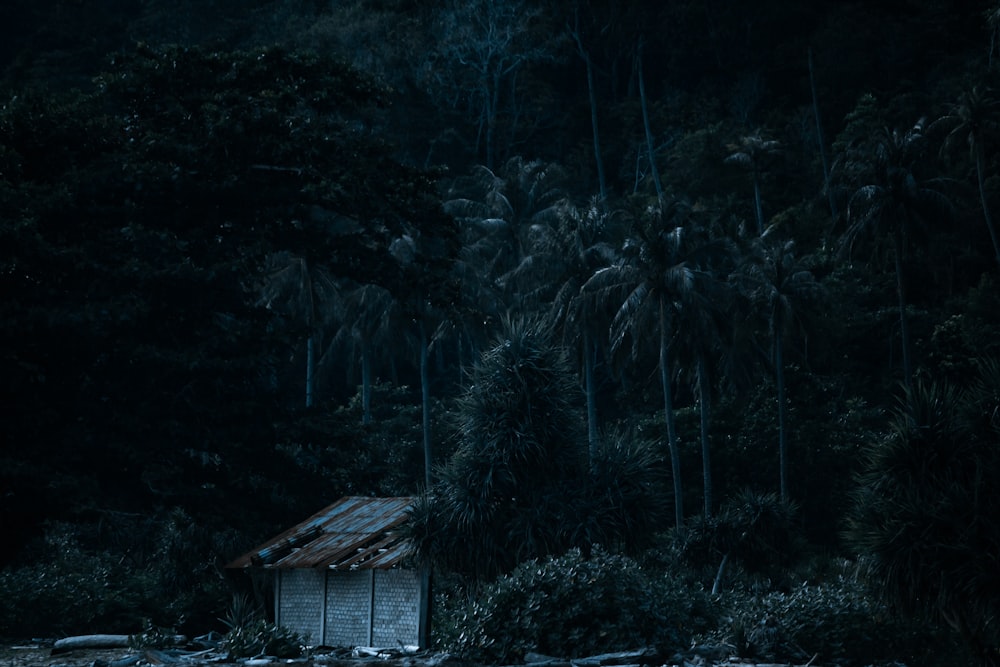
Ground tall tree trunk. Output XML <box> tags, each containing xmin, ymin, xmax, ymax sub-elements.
<box><xmin>775</xmin><ymin>327</ymin><xmax>788</xmax><ymax>504</ymax></box>
<box><xmin>305</xmin><ymin>334</ymin><xmax>315</xmax><ymax>408</ymax></box>
<box><xmin>304</xmin><ymin>261</ymin><xmax>316</xmax><ymax>408</ymax></box>
<box><xmin>571</xmin><ymin>26</ymin><xmax>607</xmax><ymax>201</ymax></box>
<box><xmin>753</xmin><ymin>174</ymin><xmax>765</xmax><ymax>236</ymax></box>
<box><xmin>420</xmin><ymin>322</ymin><xmax>433</xmax><ymax>488</ymax></box>
<box><xmin>361</xmin><ymin>343</ymin><xmax>373</xmax><ymax>425</ymax></box>
<box><xmin>637</xmin><ymin>43</ymin><xmax>664</xmax><ymax>202</ymax></box>
<box><xmin>808</xmin><ymin>48</ymin><xmax>837</xmax><ymax>220</ymax></box>
<box><xmin>893</xmin><ymin>233</ymin><xmax>914</xmax><ymax>406</ymax></box>
<box><xmin>485</xmin><ymin>86</ymin><xmax>497</xmax><ymax>171</ymax></box>
<box><xmin>660</xmin><ymin>299</ymin><xmax>684</xmax><ymax>527</ymax></box>
<box><xmin>697</xmin><ymin>353</ymin><xmax>712</xmax><ymax>517</ymax></box>
<box><xmin>457</xmin><ymin>333</ymin><xmax>465</xmax><ymax>389</ymax></box>
<box><xmin>584</xmin><ymin>331</ymin><xmax>599</xmax><ymax>467</ymax></box>
<box><xmin>975</xmin><ymin>144</ymin><xmax>1000</xmax><ymax>268</ymax></box>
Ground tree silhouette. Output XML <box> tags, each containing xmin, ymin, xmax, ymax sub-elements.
<box><xmin>738</xmin><ymin>234</ymin><xmax>822</xmax><ymax>503</ymax></box>
<box><xmin>672</xmin><ymin>246</ymin><xmax>734</xmax><ymax>518</ymax></box>
<box><xmin>636</xmin><ymin>38</ymin><xmax>665</xmax><ymax>202</ymax></box>
<box><xmin>840</xmin><ymin>120</ymin><xmax>953</xmax><ymax>403</ymax></box>
<box><xmin>725</xmin><ymin>131</ymin><xmax>782</xmax><ymax>236</ymax></box>
<box><xmin>444</xmin><ymin>157</ymin><xmax>567</xmax><ymax>313</ymax></box>
<box><xmin>408</xmin><ymin>317</ymin><xmax>589</xmax><ymax>581</ymax></box>
<box><xmin>430</xmin><ymin>0</ymin><xmax>560</xmax><ymax>169</ymax></box>
<box><xmin>988</xmin><ymin>3</ymin><xmax>1000</xmax><ymax>70</ymax></box>
<box><xmin>584</xmin><ymin>201</ymin><xmax>733</xmax><ymax>525</ymax></box>
<box><xmin>327</xmin><ymin>283</ymin><xmax>400</xmax><ymax>425</ymax></box>
<box><xmin>546</xmin><ymin>198</ymin><xmax>619</xmax><ymax>463</ymax></box>
<box><xmin>934</xmin><ymin>86</ymin><xmax>1000</xmax><ymax>268</ymax></box>
<box><xmin>387</xmin><ymin>232</ymin><xmax>452</xmax><ymax>489</ymax></box>
<box><xmin>407</xmin><ymin>316</ymin><xmax>665</xmax><ymax>582</ymax></box>
<box><xmin>846</xmin><ymin>368</ymin><xmax>1000</xmax><ymax>666</ymax></box>
<box><xmin>568</xmin><ymin>6</ymin><xmax>608</xmax><ymax>202</ymax></box>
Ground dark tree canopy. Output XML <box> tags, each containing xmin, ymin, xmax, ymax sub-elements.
<box><xmin>0</xmin><ymin>44</ymin><xmax>456</xmax><ymax>561</ymax></box>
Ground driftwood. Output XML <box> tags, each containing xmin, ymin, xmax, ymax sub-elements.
<box><xmin>52</xmin><ymin>635</ymin><xmax>131</xmax><ymax>653</ymax></box>
<box><xmin>571</xmin><ymin>648</ymin><xmax>660</xmax><ymax>666</ymax></box>
<box><xmin>511</xmin><ymin>648</ymin><xmax>663</xmax><ymax>667</ymax></box>
<box><xmin>51</xmin><ymin>634</ymin><xmax>187</xmax><ymax>654</ymax></box>
<box><xmin>520</xmin><ymin>660</ymin><xmax>571</xmax><ymax>667</ymax></box>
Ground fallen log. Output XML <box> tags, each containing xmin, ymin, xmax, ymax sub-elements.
<box><xmin>109</xmin><ymin>656</ymin><xmax>143</xmax><ymax>667</ymax></box>
<box><xmin>52</xmin><ymin>635</ymin><xmax>131</xmax><ymax>653</ymax></box>
<box><xmin>51</xmin><ymin>633</ymin><xmax>187</xmax><ymax>654</ymax></box>
<box><xmin>518</xmin><ymin>660</ymin><xmax>571</xmax><ymax>667</ymax></box>
<box><xmin>570</xmin><ymin>648</ymin><xmax>660</xmax><ymax>666</ymax></box>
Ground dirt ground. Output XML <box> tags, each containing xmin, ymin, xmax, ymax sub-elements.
<box><xmin>0</xmin><ymin>645</ymin><xmax>136</xmax><ymax>667</ymax></box>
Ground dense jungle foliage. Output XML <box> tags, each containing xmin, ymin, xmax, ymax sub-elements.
<box><xmin>2</xmin><ymin>0</ymin><xmax>1000</xmax><ymax>664</ymax></box>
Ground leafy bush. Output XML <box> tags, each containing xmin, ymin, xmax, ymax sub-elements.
<box><xmin>0</xmin><ymin>511</ymin><xmax>243</xmax><ymax>637</ymax></box>
<box><xmin>712</xmin><ymin>566</ymin><xmax>966</xmax><ymax>666</ymax></box>
<box><xmin>222</xmin><ymin>619</ymin><xmax>306</xmax><ymax>659</ymax></box>
<box><xmin>0</xmin><ymin>522</ymin><xmax>152</xmax><ymax>636</ymax></box>
<box><xmin>845</xmin><ymin>373</ymin><xmax>1000</xmax><ymax>664</ymax></box>
<box><xmin>218</xmin><ymin>593</ymin><xmax>305</xmax><ymax>659</ymax></box>
<box><xmin>408</xmin><ymin>319</ymin><xmax>668</xmax><ymax>584</ymax></box>
<box><xmin>437</xmin><ymin>547</ymin><xmax>715</xmax><ymax>663</ymax></box>
<box><xmin>128</xmin><ymin>621</ymin><xmax>182</xmax><ymax>649</ymax></box>
<box><xmin>675</xmin><ymin>490</ymin><xmax>801</xmax><ymax>592</ymax></box>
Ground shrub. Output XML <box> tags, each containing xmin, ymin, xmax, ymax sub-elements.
<box><xmin>845</xmin><ymin>374</ymin><xmax>1000</xmax><ymax>665</ymax></box>
<box><xmin>128</xmin><ymin>621</ymin><xmax>183</xmax><ymax>649</ymax></box>
<box><xmin>408</xmin><ymin>319</ymin><xmax>668</xmax><ymax>585</ymax></box>
<box><xmin>220</xmin><ymin>593</ymin><xmax>305</xmax><ymax>659</ymax></box>
<box><xmin>437</xmin><ymin>547</ymin><xmax>715</xmax><ymax>663</ymax></box>
<box><xmin>222</xmin><ymin>620</ymin><xmax>306</xmax><ymax>659</ymax></box>
<box><xmin>0</xmin><ymin>511</ymin><xmax>243</xmax><ymax>637</ymax></box>
<box><xmin>712</xmin><ymin>566</ymin><xmax>966</xmax><ymax>667</ymax></box>
<box><xmin>0</xmin><ymin>522</ymin><xmax>152</xmax><ymax>636</ymax></box>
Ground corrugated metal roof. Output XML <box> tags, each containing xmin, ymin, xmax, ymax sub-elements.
<box><xmin>226</xmin><ymin>496</ymin><xmax>416</xmax><ymax>571</ymax></box>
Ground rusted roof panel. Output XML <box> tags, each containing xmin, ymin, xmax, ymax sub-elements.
<box><xmin>226</xmin><ymin>496</ymin><xmax>416</xmax><ymax>571</ymax></box>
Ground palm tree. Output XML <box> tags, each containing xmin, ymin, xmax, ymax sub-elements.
<box><xmin>672</xmin><ymin>256</ymin><xmax>734</xmax><ymax>517</ymax></box>
<box><xmin>385</xmin><ymin>228</ymin><xmax>457</xmax><ymax>490</ymax></box>
<box><xmin>725</xmin><ymin>131</ymin><xmax>782</xmax><ymax>236</ymax></box>
<box><xmin>840</xmin><ymin>121</ymin><xmax>953</xmax><ymax>403</ymax></box>
<box><xmin>546</xmin><ymin>198</ymin><xmax>619</xmax><ymax>464</ymax></box>
<box><xmin>444</xmin><ymin>157</ymin><xmax>567</xmax><ymax>313</ymax></box>
<box><xmin>256</xmin><ymin>252</ymin><xmax>342</xmax><ymax>408</ymax></box>
<box><xmin>327</xmin><ymin>283</ymin><xmax>400</xmax><ymax>425</ymax></box>
<box><xmin>738</xmin><ymin>233</ymin><xmax>822</xmax><ymax>503</ymax></box>
<box><xmin>934</xmin><ymin>86</ymin><xmax>1000</xmax><ymax>268</ymax></box>
<box><xmin>444</xmin><ymin>251</ymin><xmax>503</xmax><ymax>388</ymax></box>
<box><xmin>584</xmin><ymin>200</ymin><xmax>733</xmax><ymax>525</ymax></box>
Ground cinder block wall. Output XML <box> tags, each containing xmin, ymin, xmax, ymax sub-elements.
<box><xmin>372</xmin><ymin>569</ymin><xmax>420</xmax><ymax>647</ymax></box>
<box><xmin>325</xmin><ymin>570</ymin><xmax>371</xmax><ymax>647</ymax></box>
<box><xmin>276</xmin><ymin>568</ymin><xmax>421</xmax><ymax>648</ymax></box>
<box><xmin>276</xmin><ymin>569</ymin><xmax>324</xmax><ymax>644</ymax></box>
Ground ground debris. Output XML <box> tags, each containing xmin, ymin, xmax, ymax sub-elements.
<box><xmin>1</xmin><ymin>641</ymin><xmax>908</xmax><ymax>667</ymax></box>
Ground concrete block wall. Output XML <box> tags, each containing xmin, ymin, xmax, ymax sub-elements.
<box><xmin>276</xmin><ymin>569</ymin><xmax>324</xmax><ymax>644</ymax></box>
<box><xmin>372</xmin><ymin>569</ymin><xmax>420</xmax><ymax>647</ymax></box>
<box><xmin>276</xmin><ymin>568</ymin><xmax>422</xmax><ymax>648</ymax></box>
<box><xmin>325</xmin><ymin>570</ymin><xmax>371</xmax><ymax>647</ymax></box>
